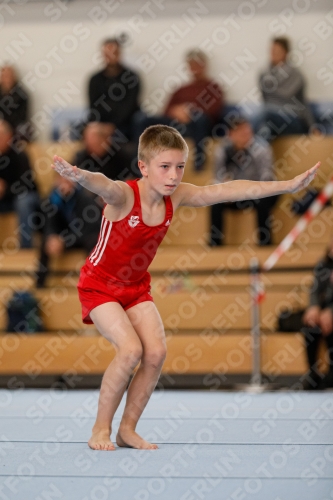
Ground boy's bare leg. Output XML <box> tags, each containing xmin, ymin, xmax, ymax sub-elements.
<box><xmin>116</xmin><ymin>301</ymin><xmax>167</xmax><ymax>450</ymax></box>
<box><xmin>88</xmin><ymin>302</ymin><xmax>144</xmax><ymax>451</ymax></box>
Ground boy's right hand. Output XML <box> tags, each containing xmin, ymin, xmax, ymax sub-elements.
<box><xmin>51</xmin><ymin>155</ymin><xmax>84</xmax><ymax>183</ymax></box>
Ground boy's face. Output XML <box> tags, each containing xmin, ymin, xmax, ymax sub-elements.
<box><xmin>139</xmin><ymin>149</ymin><xmax>186</xmax><ymax>195</ymax></box>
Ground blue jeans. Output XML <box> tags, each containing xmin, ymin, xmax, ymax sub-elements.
<box><xmin>251</xmin><ymin>104</ymin><xmax>309</xmax><ymax>142</ymax></box>
<box><xmin>133</xmin><ymin>111</ymin><xmax>212</xmax><ymax>170</ymax></box>
<box><xmin>14</xmin><ymin>191</ymin><xmax>41</xmax><ymax>248</ymax></box>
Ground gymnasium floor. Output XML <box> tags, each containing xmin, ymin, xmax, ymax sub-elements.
<box><xmin>0</xmin><ymin>389</ymin><xmax>332</xmax><ymax>500</ymax></box>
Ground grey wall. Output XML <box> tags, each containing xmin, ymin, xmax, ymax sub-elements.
<box><xmin>1</xmin><ymin>0</ymin><xmax>333</xmax><ymax>139</ymax></box>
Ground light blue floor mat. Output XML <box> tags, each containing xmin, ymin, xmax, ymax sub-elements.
<box><xmin>0</xmin><ymin>390</ymin><xmax>332</xmax><ymax>500</ymax></box>
<box><xmin>1</xmin><ymin>417</ymin><xmax>332</xmax><ymax>444</ymax></box>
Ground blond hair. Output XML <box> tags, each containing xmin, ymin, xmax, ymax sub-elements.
<box><xmin>138</xmin><ymin>124</ymin><xmax>188</xmax><ymax>163</ymax></box>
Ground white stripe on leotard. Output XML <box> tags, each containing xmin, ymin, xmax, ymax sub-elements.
<box><xmin>92</xmin><ymin>221</ymin><xmax>112</xmax><ymax>266</ymax></box>
<box><xmin>89</xmin><ymin>217</ymin><xmax>108</xmax><ymax>264</ymax></box>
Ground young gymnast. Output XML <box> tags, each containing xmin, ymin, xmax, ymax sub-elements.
<box><xmin>51</xmin><ymin>125</ymin><xmax>319</xmax><ymax>451</ymax></box>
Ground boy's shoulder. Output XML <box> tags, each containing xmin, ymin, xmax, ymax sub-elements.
<box><xmin>103</xmin><ymin>180</ymin><xmax>136</xmax><ymax>219</ymax></box>
<box><xmin>114</xmin><ymin>179</ymin><xmax>138</xmax><ymax>205</ymax></box>
<box><xmin>114</xmin><ymin>179</ymin><xmax>135</xmax><ymax>194</ymax></box>
<box><xmin>171</xmin><ymin>182</ymin><xmax>197</xmax><ymax>209</ymax></box>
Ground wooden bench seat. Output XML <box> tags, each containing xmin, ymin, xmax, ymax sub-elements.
<box><xmin>25</xmin><ymin>141</ymin><xmax>82</xmax><ymax>197</ymax></box>
<box><xmin>0</xmin><ymin>288</ymin><xmax>308</xmax><ymax>331</ymax></box>
<box><xmin>0</xmin><ymin>269</ymin><xmax>313</xmax><ymax>290</ymax></box>
<box><xmin>0</xmin><ymin>244</ymin><xmax>325</xmax><ymax>274</ymax></box>
<box><xmin>161</xmin><ymin>204</ymin><xmax>333</xmax><ymax>246</ymax></box>
<box><xmin>0</xmin><ymin>213</ymin><xmax>18</xmax><ymax>248</ymax></box>
<box><xmin>0</xmin><ymin>331</ymin><xmax>327</xmax><ymax>376</ymax></box>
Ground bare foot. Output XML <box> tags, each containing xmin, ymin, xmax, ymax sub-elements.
<box><xmin>116</xmin><ymin>427</ymin><xmax>158</xmax><ymax>450</ymax></box>
<box><xmin>88</xmin><ymin>429</ymin><xmax>115</xmax><ymax>451</ymax></box>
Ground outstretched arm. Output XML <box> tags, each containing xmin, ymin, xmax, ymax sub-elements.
<box><xmin>51</xmin><ymin>155</ymin><xmax>126</xmax><ymax>205</ymax></box>
<box><xmin>177</xmin><ymin>162</ymin><xmax>320</xmax><ymax>207</ymax></box>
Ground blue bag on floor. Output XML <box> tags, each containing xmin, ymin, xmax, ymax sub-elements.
<box><xmin>6</xmin><ymin>291</ymin><xmax>44</xmax><ymax>333</ymax></box>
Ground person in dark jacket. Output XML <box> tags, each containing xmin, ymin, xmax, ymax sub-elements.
<box><xmin>209</xmin><ymin>117</ymin><xmax>278</xmax><ymax>246</ymax></box>
<box><xmin>0</xmin><ymin>119</ymin><xmax>40</xmax><ymax>247</ymax></box>
<box><xmin>36</xmin><ymin>121</ymin><xmax>135</xmax><ymax>287</ymax></box>
<box><xmin>36</xmin><ymin>175</ymin><xmax>102</xmax><ymax>288</ymax></box>
<box><xmin>73</xmin><ymin>122</ymin><xmax>136</xmax><ymax>180</ymax></box>
<box><xmin>88</xmin><ymin>38</ymin><xmax>140</xmax><ymax>140</ymax></box>
<box><xmin>301</xmin><ymin>241</ymin><xmax>333</xmax><ymax>390</ymax></box>
<box><xmin>0</xmin><ymin>65</ymin><xmax>33</xmax><ymax>142</ymax></box>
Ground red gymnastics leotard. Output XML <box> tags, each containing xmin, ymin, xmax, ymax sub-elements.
<box><xmin>77</xmin><ymin>178</ymin><xmax>173</xmax><ymax>324</ymax></box>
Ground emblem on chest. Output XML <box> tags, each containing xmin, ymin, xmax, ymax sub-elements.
<box><xmin>128</xmin><ymin>215</ymin><xmax>140</xmax><ymax>228</ymax></box>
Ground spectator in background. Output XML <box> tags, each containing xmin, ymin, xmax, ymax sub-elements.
<box><xmin>209</xmin><ymin>117</ymin><xmax>278</xmax><ymax>246</ymax></box>
<box><xmin>0</xmin><ymin>65</ymin><xmax>32</xmax><ymax>142</ymax></box>
<box><xmin>301</xmin><ymin>239</ymin><xmax>333</xmax><ymax>390</ymax></box>
<box><xmin>0</xmin><ymin>120</ymin><xmax>40</xmax><ymax>248</ymax></box>
<box><xmin>36</xmin><ymin>175</ymin><xmax>102</xmax><ymax>288</ymax></box>
<box><xmin>36</xmin><ymin>121</ymin><xmax>136</xmax><ymax>287</ymax></box>
<box><xmin>74</xmin><ymin>122</ymin><xmax>136</xmax><ymax>180</ymax></box>
<box><xmin>88</xmin><ymin>38</ymin><xmax>141</xmax><ymax>141</ymax></box>
<box><xmin>134</xmin><ymin>49</ymin><xmax>224</xmax><ymax>171</ymax></box>
<box><xmin>252</xmin><ymin>37</ymin><xmax>315</xmax><ymax>141</ymax></box>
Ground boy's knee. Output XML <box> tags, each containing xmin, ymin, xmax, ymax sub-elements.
<box><xmin>142</xmin><ymin>346</ymin><xmax>167</xmax><ymax>368</ymax></box>
<box><xmin>118</xmin><ymin>343</ymin><xmax>143</xmax><ymax>367</ymax></box>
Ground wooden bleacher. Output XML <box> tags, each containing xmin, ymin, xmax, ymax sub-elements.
<box><xmin>2</xmin><ymin>135</ymin><xmax>333</xmax><ymax>247</ymax></box>
<box><xmin>0</xmin><ymin>136</ymin><xmax>332</xmax><ymax>384</ymax></box>
<box><xmin>0</xmin><ymin>246</ymin><xmax>329</xmax><ymax>380</ymax></box>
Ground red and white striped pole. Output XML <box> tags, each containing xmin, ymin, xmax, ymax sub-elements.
<box><xmin>263</xmin><ymin>175</ymin><xmax>333</xmax><ymax>272</ymax></box>
<box><xmin>250</xmin><ymin>258</ymin><xmax>262</xmax><ymax>387</ymax></box>
<box><xmin>245</xmin><ymin>172</ymin><xmax>333</xmax><ymax>391</ymax></box>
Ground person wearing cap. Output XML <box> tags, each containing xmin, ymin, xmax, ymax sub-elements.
<box><xmin>209</xmin><ymin>117</ymin><xmax>278</xmax><ymax>246</ymax></box>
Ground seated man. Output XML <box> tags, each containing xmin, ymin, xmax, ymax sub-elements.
<box><xmin>0</xmin><ymin>120</ymin><xmax>40</xmax><ymax>248</ymax></box>
<box><xmin>301</xmin><ymin>239</ymin><xmax>333</xmax><ymax>390</ymax></box>
<box><xmin>36</xmin><ymin>175</ymin><xmax>102</xmax><ymax>288</ymax></box>
<box><xmin>209</xmin><ymin>117</ymin><xmax>278</xmax><ymax>246</ymax></box>
<box><xmin>36</xmin><ymin>122</ymin><xmax>135</xmax><ymax>287</ymax></box>
<box><xmin>0</xmin><ymin>65</ymin><xmax>33</xmax><ymax>143</ymax></box>
<box><xmin>88</xmin><ymin>38</ymin><xmax>141</xmax><ymax>141</ymax></box>
<box><xmin>135</xmin><ymin>49</ymin><xmax>223</xmax><ymax>171</ymax></box>
<box><xmin>73</xmin><ymin>121</ymin><xmax>136</xmax><ymax>180</ymax></box>
<box><xmin>252</xmin><ymin>37</ymin><xmax>315</xmax><ymax>141</ymax></box>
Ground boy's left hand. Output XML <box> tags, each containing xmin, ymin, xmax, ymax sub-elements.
<box><xmin>289</xmin><ymin>162</ymin><xmax>320</xmax><ymax>193</ymax></box>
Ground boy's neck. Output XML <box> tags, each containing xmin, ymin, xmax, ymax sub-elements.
<box><xmin>137</xmin><ymin>178</ymin><xmax>165</xmax><ymax>208</ymax></box>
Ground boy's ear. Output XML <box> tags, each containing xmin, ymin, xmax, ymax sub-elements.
<box><xmin>138</xmin><ymin>160</ymin><xmax>148</xmax><ymax>177</ymax></box>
